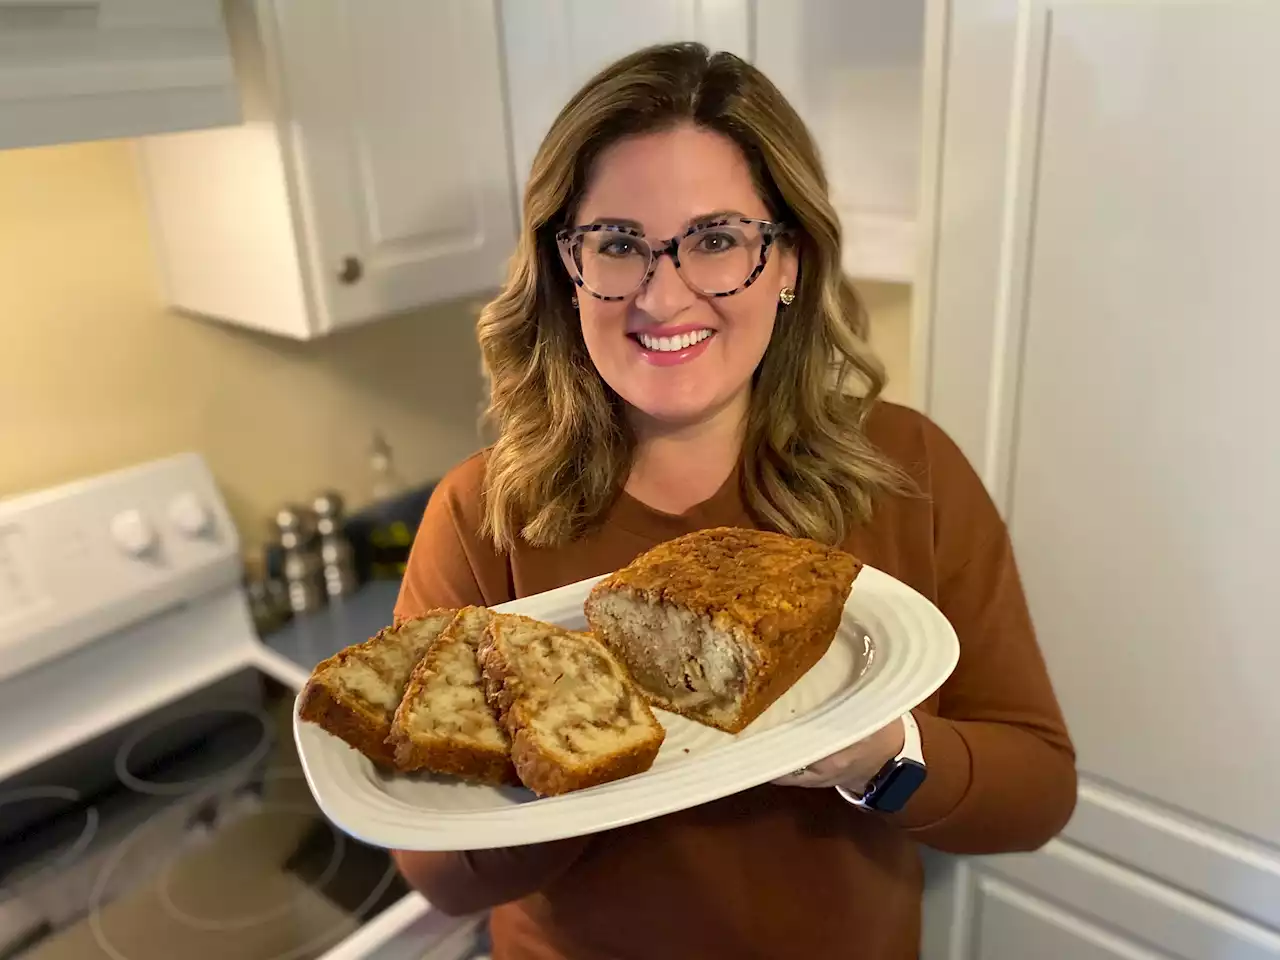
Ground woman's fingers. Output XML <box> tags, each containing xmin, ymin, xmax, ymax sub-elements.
<box><xmin>772</xmin><ymin>756</ymin><xmax>845</xmax><ymax>787</ymax></box>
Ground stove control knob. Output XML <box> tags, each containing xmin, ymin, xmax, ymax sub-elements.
<box><xmin>169</xmin><ymin>492</ymin><xmax>213</xmax><ymax>538</ymax></box>
<box><xmin>110</xmin><ymin>509</ymin><xmax>156</xmax><ymax>558</ymax></box>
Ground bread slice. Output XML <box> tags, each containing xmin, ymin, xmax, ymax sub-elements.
<box><xmin>387</xmin><ymin>606</ymin><xmax>517</xmax><ymax>785</ymax></box>
<box><xmin>478</xmin><ymin>613</ymin><xmax>665</xmax><ymax>796</ymax></box>
<box><xmin>584</xmin><ymin>527</ymin><xmax>862</xmax><ymax>733</ymax></box>
<box><xmin>298</xmin><ymin>610</ymin><xmax>457</xmax><ymax>766</ymax></box>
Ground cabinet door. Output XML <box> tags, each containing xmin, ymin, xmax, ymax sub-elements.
<box><xmin>265</xmin><ymin>0</ymin><xmax>517</xmax><ymax>333</ymax></box>
<box><xmin>755</xmin><ymin>0</ymin><xmax>925</xmax><ymax>283</ymax></box>
<box><xmin>500</xmin><ymin>0</ymin><xmax>751</xmax><ymax>203</ymax></box>
<box><xmin>919</xmin><ymin>1</ymin><xmax>1280</xmax><ymax>957</ymax></box>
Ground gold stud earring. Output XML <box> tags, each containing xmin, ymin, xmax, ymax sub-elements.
<box><xmin>778</xmin><ymin>286</ymin><xmax>796</xmax><ymax>306</ymax></box>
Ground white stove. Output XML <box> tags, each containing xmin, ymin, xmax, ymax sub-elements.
<box><xmin>0</xmin><ymin>455</ymin><xmax>485</xmax><ymax>960</ymax></box>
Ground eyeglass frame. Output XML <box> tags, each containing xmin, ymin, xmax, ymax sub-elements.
<box><xmin>554</xmin><ymin>216</ymin><xmax>789</xmax><ymax>302</ymax></box>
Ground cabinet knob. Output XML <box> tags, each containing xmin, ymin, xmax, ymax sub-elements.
<box><xmin>337</xmin><ymin>256</ymin><xmax>363</xmax><ymax>285</ymax></box>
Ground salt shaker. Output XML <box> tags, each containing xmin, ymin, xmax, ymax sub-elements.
<box><xmin>313</xmin><ymin>490</ymin><xmax>358</xmax><ymax>598</ymax></box>
<box><xmin>275</xmin><ymin>504</ymin><xmax>325</xmax><ymax>614</ymax></box>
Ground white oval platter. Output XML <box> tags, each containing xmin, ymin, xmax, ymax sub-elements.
<box><xmin>294</xmin><ymin>566</ymin><xmax>959</xmax><ymax>851</ymax></box>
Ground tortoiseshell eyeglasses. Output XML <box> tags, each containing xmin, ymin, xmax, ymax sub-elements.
<box><xmin>555</xmin><ymin>217</ymin><xmax>788</xmax><ymax>301</ymax></box>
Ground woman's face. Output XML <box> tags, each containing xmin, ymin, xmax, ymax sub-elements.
<box><xmin>570</xmin><ymin>123</ymin><xmax>797</xmax><ymax>429</ymax></box>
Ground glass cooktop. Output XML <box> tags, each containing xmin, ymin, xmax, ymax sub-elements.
<box><xmin>0</xmin><ymin>668</ymin><xmax>411</xmax><ymax>960</ymax></box>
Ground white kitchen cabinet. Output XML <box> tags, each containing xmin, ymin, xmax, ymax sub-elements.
<box><xmin>141</xmin><ymin>0</ymin><xmax>516</xmax><ymax>340</ymax></box>
<box><xmin>500</xmin><ymin>0</ymin><xmax>752</xmax><ymax>205</ymax></box>
<box><xmin>755</xmin><ymin>0</ymin><xmax>926</xmax><ymax>283</ymax></box>
<box><xmin>0</xmin><ymin>0</ymin><xmax>240</xmax><ymax>150</ymax></box>
<box><xmin>914</xmin><ymin>1</ymin><xmax>1280</xmax><ymax>958</ymax></box>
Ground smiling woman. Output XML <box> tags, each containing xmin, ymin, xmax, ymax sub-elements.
<box><xmin>391</xmin><ymin>41</ymin><xmax>1076</xmax><ymax>960</ymax></box>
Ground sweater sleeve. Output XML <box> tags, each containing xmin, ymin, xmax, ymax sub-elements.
<box><xmin>390</xmin><ymin>455</ymin><xmax>591</xmax><ymax>914</ymax></box>
<box><xmin>885</xmin><ymin>419</ymin><xmax>1078</xmax><ymax>854</ymax></box>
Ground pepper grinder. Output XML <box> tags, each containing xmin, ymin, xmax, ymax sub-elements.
<box><xmin>275</xmin><ymin>504</ymin><xmax>325</xmax><ymax>615</ymax></box>
<box><xmin>313</xmin><ymin>490</ymin><xmax>358</xmax><ymax>598</ymax></box>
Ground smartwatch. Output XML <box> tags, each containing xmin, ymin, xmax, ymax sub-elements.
<box><xmin>835</xmin><ymin>712</ymin><xmax>926</xmax><ymax>813</ymax></box>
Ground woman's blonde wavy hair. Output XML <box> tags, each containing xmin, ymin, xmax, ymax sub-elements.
<box><xmin>479</xmin><ymin>42</ymin><xmax>910</xmax><ymax>550</ymax></box>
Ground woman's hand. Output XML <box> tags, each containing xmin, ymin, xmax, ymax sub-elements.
<box><xmin>772</xmin><ymin>717</ymin><xmax>906</xmax><ymax>792</ymax></box>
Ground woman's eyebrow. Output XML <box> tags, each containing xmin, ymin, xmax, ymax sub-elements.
<box><xmin>584</xmin><ymin>216</ymin><xmax>643</xmax><ymax>229</ymax></box>
<box><xmin>687</xmin><ymin>209</ymin><xmax>745</xmax><ymax>226</ymax></box>
<box><xmin>583</xmin><ymin>210</ymin><xmax>746</xmax><ymax>232</ymax></box>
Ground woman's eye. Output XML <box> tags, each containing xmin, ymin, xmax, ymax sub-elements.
<box><xmin>598</xmin><ymin>238</ymin><xmax>638</xmax><ymax>257</ymax></box>
<box><xmin>694</xmin><ymin>231</ymin><xmax>738</xmax><ymax>253</ymax></box>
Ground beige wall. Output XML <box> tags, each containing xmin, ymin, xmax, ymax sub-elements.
<box><xmin>861</xmin><ymin>280</ymin><xmax>914</xmax><ymax>407</ymax></box>
<box><xmin>0</xmin><ymin>140</ymin><xmax>488</xmax><ymax>547</ymax></box>
<box><xmin>0</xmin><ymin>139</ymin><xmax>913</xmax><ymax>547</ymax></box>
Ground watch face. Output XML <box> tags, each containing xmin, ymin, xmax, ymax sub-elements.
<box><xmin>867</xmin><ymin>760</ymin><xmax>927</xmax><ymax>813</ymax></box>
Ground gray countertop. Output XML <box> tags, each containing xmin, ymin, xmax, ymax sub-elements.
<box><xmin>262</xmin><ymin>580</ymin><xmax>401</xmax><ymax>671</ymax></box>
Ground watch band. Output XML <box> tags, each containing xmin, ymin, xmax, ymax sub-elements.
<box><xmin>835</xmin><ymin>712</ymin><xmax>926</xmax><ymax>813</ymax></box>
<box><xmin>899</xmin><ymin>711</ymin><xmax>924</xmax><ymax>763</ymax></box>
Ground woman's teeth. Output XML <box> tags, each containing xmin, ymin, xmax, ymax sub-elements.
<box><xmin>635</xmin><ymin>329</ymin><xmax>714</xmax><ymax>352</ymax></box>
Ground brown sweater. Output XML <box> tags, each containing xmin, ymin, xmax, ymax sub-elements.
<box><xmin>392</xmin><ymin>402</ymin><xmax>1076</xmax><ymax>960</ymax></box>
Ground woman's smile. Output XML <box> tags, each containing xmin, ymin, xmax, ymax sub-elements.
<box><xmin>629</xmin><ymin>326</ymin><xmax>717</xmax><ymax>365</ymax></box>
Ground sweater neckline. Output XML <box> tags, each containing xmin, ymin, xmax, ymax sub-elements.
<box><xmin>609</xmin><ymin>463</ymin><xmax>755</xmax><ymax>540</ymax></box>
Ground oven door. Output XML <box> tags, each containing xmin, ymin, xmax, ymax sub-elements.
<box><xmin>0</xmin><ymin>666</ymin><xmax>487</xmax><ymax>960</ymax></box>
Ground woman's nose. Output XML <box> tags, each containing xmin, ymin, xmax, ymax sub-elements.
<box><xmin>633</xmin><ymin>253</ymin><xmax>697</xmax><ymax>319</ymax></box>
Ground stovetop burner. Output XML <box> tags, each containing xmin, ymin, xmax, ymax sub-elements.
<box><xmin>0</xmin><ymin>787</ymin><xmax>100</xmax><ymax>894</ymax></box>
<box><xmin>0</xmin><ymin>668</ymin><xmax>409</xmax><ymax>960</ymax></box>
<box><xmin>114</xmin><ymin>705</ymin><xmax>275</xmax><ymax>798</ymax></box>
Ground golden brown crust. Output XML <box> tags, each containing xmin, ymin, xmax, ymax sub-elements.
<box><xmin>298</xmin><ymin>611</ymin><xmax>456</xmax><ymax>767</ymax></box>
<box><xmin>391</xmin><ymin>737</ymin><xmax>518</xmax><ymax>786</ymax></box>
<box><xmin>479</xmin><ymin>613</ymin><xmax>664</xmax><ymax>796</ymax></box>
<box><xmin>585</xmin><ymin>528</ymin><xmax>861</xmax><ymax>733</ymax></box>
<box><xmin>505</xmin><ymin>725</ymin><xmax>663</xmax><ymax>797</ymax></box>
<box><xmin>592</xmin><ymin>527</ymin><xmax>861</xmax><ymax>631</ymax></box>
<box><xmin>298</xmin><ymin>678</ymin><xmax>398</xmax><ymax>767</ymax></box>
<box><xmin>388</xmin><ymin>607</ymin><xmax>519</xmax><ymax>786</ymax></box>
<box><xmin>478</xmin><ymin>623</ymin><xmax>521</xmax><ymax>721</ymax></box>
